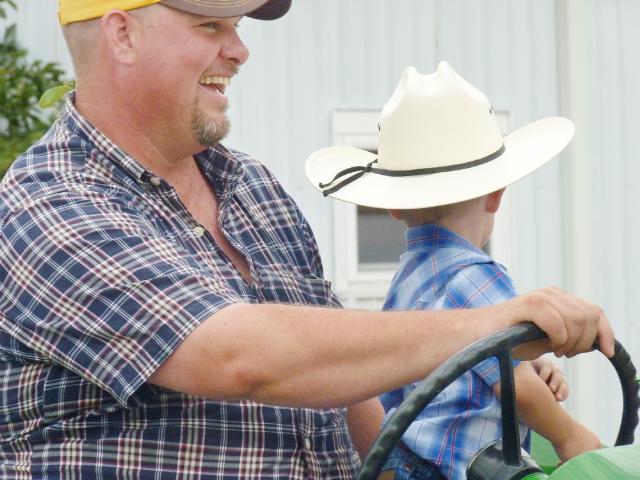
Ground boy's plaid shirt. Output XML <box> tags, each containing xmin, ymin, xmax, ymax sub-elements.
<box><xmin>381</xmin><ymin>223</ymin><xmax>529</xmax><ymax>480</ymax></box>
<box><xmin>0</xmin><ymin>95</ymin><xmax>359</xmax><ymax>479</ymax></box>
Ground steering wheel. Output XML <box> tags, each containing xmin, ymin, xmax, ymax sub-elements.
<box><xmin>358</xmin><ymin>322</ymin><xmax>640</xmax><ymax>480</ymax></box>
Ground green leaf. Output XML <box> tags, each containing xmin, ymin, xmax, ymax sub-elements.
<box><xmin>4</xmin><ymin>23</ymin><xmax>16</xmax><ymax>44</ymax></box>
<box><xmin>38</xmin><ymin>84</ymin><xmax>72</xmax><ymax>108</ymax></box>
<box><xmin>0</xmin><ymin>0</ymin><xmax>16</xmax><ymax>19</ymax></box>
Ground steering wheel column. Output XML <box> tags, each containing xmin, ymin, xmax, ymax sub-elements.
<box><xmin>466</xmin><ymin>345</ymin><xmax>542</xmax><ymax>480</ymax></box>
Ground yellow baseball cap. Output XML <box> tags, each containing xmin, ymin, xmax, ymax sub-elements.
<box><xmin>58</xmin><ymin>0</ymin><xmax>292</xmax><ymax>25</ymax></box>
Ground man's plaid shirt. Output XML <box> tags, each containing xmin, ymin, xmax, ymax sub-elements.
<box><xmin>0</xmin><ymin>95</ymin><xmax>359</xmax><ymax>479</ymax></box>
<box><xmin>380</xmin><ymin>224</ymin><xmax>528</xmax><ymax>480</ymax></box>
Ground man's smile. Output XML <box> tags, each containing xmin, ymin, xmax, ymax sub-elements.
<box><xmin>199</xmin><ymin>74</ymin><xmax>230</xmax><ymax>94</ymax></box>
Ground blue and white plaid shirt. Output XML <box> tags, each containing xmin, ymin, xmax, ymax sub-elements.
<box><xmin>380</xmin><ymin>223</ymin><xmax>528</xmax><ymax>480</ymax></box>
<box><xmin>0</xmin><ymin>95</ymin><xmax>359</xmax><ymax>479</ymax></box>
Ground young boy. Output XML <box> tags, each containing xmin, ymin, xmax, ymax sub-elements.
<box><xmin>378</xmin><ymin>193</ymin><xmax>600</xmax><ymax>479</ymax></box>
<box><xmin>306</xmin><ymin>62</ymin><xmax>600</xmax><ymax>479</ymax></box>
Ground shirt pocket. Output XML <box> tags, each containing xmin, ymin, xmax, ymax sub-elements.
<box><xmin>253</xmin><ymin>263</ymin><xmax>338</xmax><ymax>306</ymax></box>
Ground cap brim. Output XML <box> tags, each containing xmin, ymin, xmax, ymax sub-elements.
<box><xmin>305</xmin><ymin>117</ymin><xmax>574</xmax><ymax>209</ymax></box>
<box><xmin>161</xmin><ymin>0</ymin><xmax>291</xmax><ymax>19</ymax></box>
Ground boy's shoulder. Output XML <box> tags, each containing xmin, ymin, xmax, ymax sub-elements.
<box><xmin>451</xmin><ymin>260</ymin><xmax>513</xmax><ymax>287</ymax></box>
<box><xmin>408</xmin><ymin>242</ymin><xmax>499</xmax><ymax>284</ymax></box>
<box><xmin>423</xmin><ymin>260</ymin><xmax>517</xmax><ymax>309</ymax></box>
<box><xmin>388</xmin><ymin>246</ymin><xmax>511</xmax><ymax>308</ymax></box>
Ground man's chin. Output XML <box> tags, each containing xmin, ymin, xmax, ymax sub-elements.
<box><xmin>191</xmin><ymin>109</ymin><xmax>230</xmax><ymax>147</ymax></box>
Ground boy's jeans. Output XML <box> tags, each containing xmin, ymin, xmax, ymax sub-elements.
<box><xmin>378</xmin><ymin>444</ymin><xmax>446</xmax><ymax>480</ymax></box>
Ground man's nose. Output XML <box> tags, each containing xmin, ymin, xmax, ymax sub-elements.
<box><xmin>221</xmin><ymin>30</ymin><xmax>250</xmax><ymax>65</ymax></box>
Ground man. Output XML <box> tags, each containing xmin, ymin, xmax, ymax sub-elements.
<box><xmin>0</xmin><ymin>1</ymin><xmax>612</xmax><ymax>479</ymax></box>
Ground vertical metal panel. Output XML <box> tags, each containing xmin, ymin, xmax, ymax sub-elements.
<box><xmin>557</xmin><ymin>0</ymin><xmax>640</xmax><ymax>443</ymax></box>
<box><xmin>504</xmin><ymin>0</ymin><xmax>565</xmax><ymax>293</ymax></box>
<box><xmin>592</xmin><ymin>0</ymin><xmax>640</xmax><ymax>442</ymax></box>
<box><xmin>619</xmin><ymin>0</ymin><xmax>640</xmax><ymax>352</ymax></box>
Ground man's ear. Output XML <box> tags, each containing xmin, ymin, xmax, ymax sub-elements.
<box><xmin>101</xmin><ymin>10</ymin><xmax>137</xmax><ymax>64</ymax></box>
<box><xmin>486</xmin><ymin>187</ymin><xmax>507</xmax><ymax>214</ymax></box>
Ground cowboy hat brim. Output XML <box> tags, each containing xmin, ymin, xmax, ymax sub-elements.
<box><xmin>305</xmin><ymin>117</ymin><xmax>574</xmax><ymax>209</ymax></box>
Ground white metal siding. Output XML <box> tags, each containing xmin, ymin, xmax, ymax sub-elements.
<box><xmin>557</xmin><ymin>0</ymin><xmax>640</xmax><ymax>444</ymax></box>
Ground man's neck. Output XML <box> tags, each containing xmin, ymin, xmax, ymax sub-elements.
<box><xmin>74</xmin><ymin>84</ymin><xmax>202</xmax><ymax>181</ymax></box>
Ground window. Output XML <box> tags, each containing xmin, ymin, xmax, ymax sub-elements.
<box><xmin>356</xmin><ymin>206</ymin><xmax>405</xmax><ymax>266</ymax></box>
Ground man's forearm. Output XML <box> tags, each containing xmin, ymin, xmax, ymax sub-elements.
<box><xmin>150</xmin><ymin>301</ymin><xmax>510</xmax><ymax>407</ymax></box>
<box><xmin>149</xmin><ymin>288</ymin><xmax>610</xmax><ymax>408</ymax></box>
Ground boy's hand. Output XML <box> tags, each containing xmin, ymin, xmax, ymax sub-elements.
<box><xmin>531</xmin><ymin>357</ymin><xmax>568</xmax><ymax>401</ymax></box>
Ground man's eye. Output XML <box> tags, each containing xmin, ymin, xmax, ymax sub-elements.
<box><xmin>200</xmin><ymin>20</ymin><xmax>241</xmax><ymax>30</ymax></box>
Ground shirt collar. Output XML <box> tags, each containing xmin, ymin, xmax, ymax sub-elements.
<box><xmin>405</xmin><ymin>222</ymin><xmax>487</xmax><ymax>257</ymax></box>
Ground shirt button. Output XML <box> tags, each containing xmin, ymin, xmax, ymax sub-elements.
<box><xmin>150</xmin><ymin>176</ymin><xmax>162</xmax><ymax>187</ymax></box>
<box><xmin>193</xmin><ymin>226</ymin><xmax>206</xmax><ymax>237</ymax></box>
<box><xmin>304</xmin><ymin>437</ymin><xmax>312</xmax><ymax>450</ymax></box>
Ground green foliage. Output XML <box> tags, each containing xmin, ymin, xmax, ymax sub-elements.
<box><xmin>39</xmin><ymin>82</ymin><xmax>74</xmax><ymax>108</ymax></box>
<box><xmin>0</xmin><ymin>0</ymin><xmax>68</xmax><ymax>177</ymax></box>
<box><xmin>0</xmin><ymin>0</ymin><xmax>17</xmax><ymax>20</ymax></box>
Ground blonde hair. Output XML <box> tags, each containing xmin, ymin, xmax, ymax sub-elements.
<box><xmin>61</xmin><ymin>5</ymin><xmax>156</xmax><ymax>77</ymax></box>
<box><xmin>62</xmin><ymin>18</ymin><xmax>101</xmax><ymax>76</ymax></box>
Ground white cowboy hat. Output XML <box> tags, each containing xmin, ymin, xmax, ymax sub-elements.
<box><xmin>305</xmin><ymin>62</ymin><xmax>574</xmax><ymax>209</ymax></box>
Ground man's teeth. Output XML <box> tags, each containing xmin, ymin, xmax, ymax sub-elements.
<box><xmin>200</xmin><ymin>75</ymin><xmax>231</xmax><ymax>86</ymax></box>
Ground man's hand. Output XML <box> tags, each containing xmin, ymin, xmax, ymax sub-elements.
<box><xmin>531</xmin><ymin>357</ymin><xmax>568</xmax><ymax>401</ymax></box>
<box><xmin>504</xmin><ymin>287</ymin><xmax>614</xmax><ymax>360</ymax></box>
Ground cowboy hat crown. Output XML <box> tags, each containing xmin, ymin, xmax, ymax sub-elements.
<box><xmin>378</xmin><ymin>63</ymin><xmax>503</xmax><ymax>171</ymax></box>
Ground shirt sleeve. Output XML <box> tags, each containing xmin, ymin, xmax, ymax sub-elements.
<box><xmin>420</xmin><ymin>262</ymin><xmax>519</xmax><ymax>387</ymax></box>
<box><xmin>0</xmin><ymin>191</ymin><xmax>243</xmax><ymax>406</ymax></box>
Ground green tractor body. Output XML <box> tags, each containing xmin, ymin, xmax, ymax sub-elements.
<box><xmin>526</xmin><ymin>444</ymin><xmax>640</xmax><ymax>479</ymax></box>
